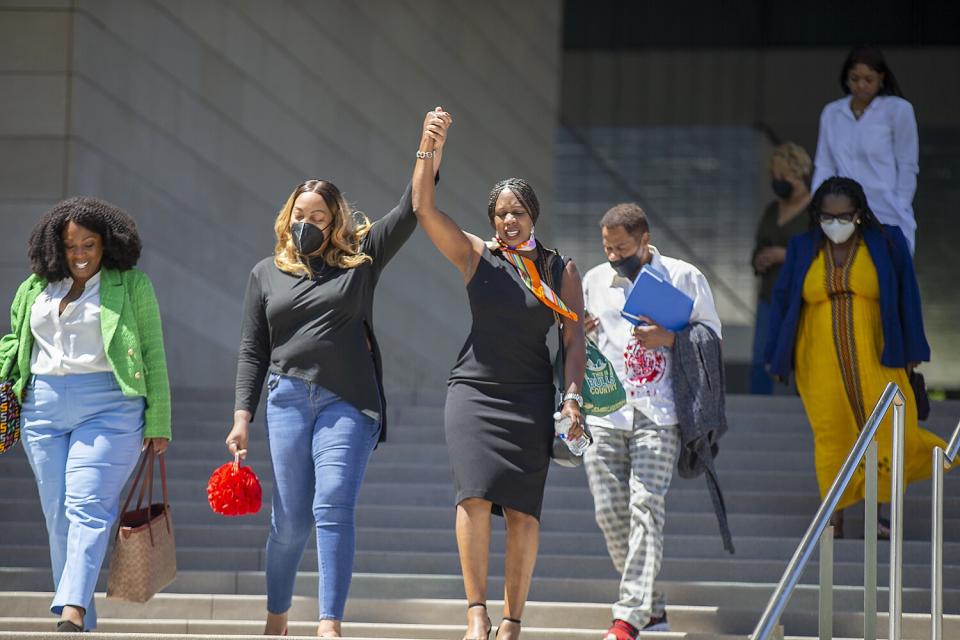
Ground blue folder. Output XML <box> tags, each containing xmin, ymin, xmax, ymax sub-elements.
<box><xmin>620</xmin><ymin>265</ymin><xmax>694</xmax><ymax>332</ymax></box>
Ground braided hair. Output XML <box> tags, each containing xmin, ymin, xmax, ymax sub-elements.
<box><xmin>808</xmin><ymin>177</ymin><xmax>882</xmax><ymax>230</ymax></box>
<box><xmin>486</xmin><ymin>178</ymin><xmax>562</xmax><ymax>297</ymax></box>
<box><xmin>28</xmin><ymin>196</ymin><xmax>142</xmax><ymax>281</ymax></box>
<box><xmin>808</xmin><ymin>176</ymin><xmax>888</xmax><ymax>250</ymax></box>
<box><xmin>487</xmin><ymin>178</ymin><xmax>540</xmax><ymax>225</ymax></box>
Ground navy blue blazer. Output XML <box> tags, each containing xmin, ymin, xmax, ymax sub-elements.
<box><xmin>764</xmin><ymin>224</ymin><xmax>929</xmax><ymax>377</ymax></box>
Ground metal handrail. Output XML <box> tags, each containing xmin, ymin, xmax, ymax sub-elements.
<box><xmin>945</xmin><ymin>420</ymin><xmax>960</xmax><ymax>462</ymax></box>
<box><xmin>930</xmin><ymin>419</ymin><xmax>960</xmax><ymax>640</ymax></box>
<box><xmin>751</xmin><ymin>382</ymin><xmax>907</xmax><ymax>640</ymax></box>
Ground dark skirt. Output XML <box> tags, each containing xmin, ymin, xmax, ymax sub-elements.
<box><xmin>444</xmin><ymin>380</ymin><xmax>555</xmax><ymax>519</ymax></box>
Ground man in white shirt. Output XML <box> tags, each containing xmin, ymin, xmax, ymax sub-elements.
<box><xmin>581</xmin><ymin>203</ymin><xmax>721</xmax><ymax>639</ymax></box>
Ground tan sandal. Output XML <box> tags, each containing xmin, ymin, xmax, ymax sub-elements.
<box><xmin>463</xmin><ymin>602</ymin><xmax>491</xmax><ymax>640</ymax></box>
<box><xmin>496</xmin><ymin>616</ymin><xmax>522</xmax><ymax>640</ymax></box>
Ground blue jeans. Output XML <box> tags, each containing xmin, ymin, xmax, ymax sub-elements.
<box><xmin>21</xmin><ymin>372</ymin><xmax>145</xmax><ymax>631</ymax></box>
<box><xmin>750</xmin><ymin>298</ymin><xmax>775</xmax><ymax>395</ymax></box>
<box><xmin>264</xmin><ymin>373</ymin><xmax>380</xmax><ymax>620</ymax></box>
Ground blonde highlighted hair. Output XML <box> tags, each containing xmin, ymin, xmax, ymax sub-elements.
<box><xmin>769</xmin><ymin>142</ymin><xmax>813</xmax><ymax>184</ymax></box>
<box><xmin>273</xmin><ymin>179</ymin><xmax>372</xmax><ymax>277</ymax></box>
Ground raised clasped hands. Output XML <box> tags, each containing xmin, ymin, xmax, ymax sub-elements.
<box><xmin>421</xmin><ymin>106</ymin><xmax>453</xmax><ymax>151</ymax></box>
<box><xmin>632</xmin><ymin>316</ymin><xmax>675</xmax><ymax>349</ymax></box>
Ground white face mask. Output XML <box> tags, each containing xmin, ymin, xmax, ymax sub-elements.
<box><xmin>820</xmin><ymin>218</ymin><xmax>857</xmax><ymax>244</ymax></box>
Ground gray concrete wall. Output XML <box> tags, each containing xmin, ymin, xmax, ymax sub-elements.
<box><xmin>0</xmin><ymin>2</ymin><xmax>73</xmax><ymax>308</ymax></box>
<box><xmin>562</xmin><ymin>47</ymin><xmax>960</xmax><ymax>142</ymax></box>
<box><xmin>0</xmin><ymin>0</ymin><xmax>563</xmax><ymax>402</ymax></box>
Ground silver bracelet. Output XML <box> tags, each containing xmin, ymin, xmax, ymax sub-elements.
<box><xmin>561</xmin><ymin>392</ymin><xmax>584</xmax><ymax>408</ymax></box>
<box><xmin>416</xmin><ymin>150</ymin><xmax>435</xmax><ymax>159</ymax></box>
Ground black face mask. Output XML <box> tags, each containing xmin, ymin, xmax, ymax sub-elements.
<box><xmin>291</xmin><ymin>221</ymin><xmax>330</xmax><ymax>255</ymax></box>
<box><xmin>771</xmin><ymin>179</ymin><xmax>794</xmax><ymax>199</ymax></box>
<box><xmin>610</xmin><ymin>253</ymin><xmax>643</xmax><ymax>279</ymax></box>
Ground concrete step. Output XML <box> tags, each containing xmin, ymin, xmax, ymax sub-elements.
<box><xmin>9</xmin><ymin>463</ymin><xmax>954</xmax><ymax>515</ymax></box>
<box><xmin>0</xmin><ymin>498</ymin><xmax>867</xmax><ymax>538</ymax></box>
<box><xmin>0</xmin><ymin>443</ymin><xmax>821</xmax><ymax>473</ymax></box>
<box><xmin>5</xmin><ymin>544</ymin><xmax>958</xmax><ymax>587</ymax></box>
<box><xmin>4</xmin><ymin>497</ymin><xmax>958</xmax><ymax>542</ymax></box>
<box><xmin>0</xmin><ymin>593</ymin><xmax>706</xmax><ymax>629</ymax></box>
<box><xmin>3</xmin><ymin>569</ymin><xmax>959</xmax><ymax>613</ymax></box>
<box><xmin>6</xmin><ymin>520</ymin><xmax>955</xmax><ymax>563</ymax></box>
<box><xmin>0</xmin><ymin>618</ymin><xmax>612</xmax><ymax>640</ymax></box>
<box><xmin>49</xmin><ymin>427</ymin><xmax>824</xmax><ymax>457</ymax></box>
<box><xmin>167</xmin><ymin>392</ymin><xmax>959</xmax><ymax>424</ymax></box>
<box><xmin>1</xmin><ymin>453</ymin><xmax>955</xmax><ymax>500</ymax></box>
<box><xmin>2</xmin><ymin>593</ymin><xmax>957</xmax><ymax>638</ymax></box>
<box><xmin>2</xmin><ymin>460</ymin><xmax>950</xmax><ymax>502</ymax></box>
<box><xmin>10</xmin><ymin>452</ymin><xmax>951</xmax><ymax>494</ymax></box>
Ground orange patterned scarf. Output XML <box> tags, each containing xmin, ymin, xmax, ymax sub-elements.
<box><xmin>495</xmin><ymin>238</ymin><xmax>578</xmax><ymax>321</ymax></box>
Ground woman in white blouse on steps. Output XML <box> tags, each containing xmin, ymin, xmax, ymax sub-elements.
<box><xmin>812</xmin><ymin>45</ymin><xmax>920</xmax><ymax>254</ymax></box>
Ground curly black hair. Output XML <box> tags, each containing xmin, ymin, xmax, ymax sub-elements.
<box><xmin>28</xmin><ymin>196</ymin><xmax>142</xmax><ymax>281</ymax></box>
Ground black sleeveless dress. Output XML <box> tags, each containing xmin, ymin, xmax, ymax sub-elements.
<box><xmin>444</xmin><ymin>246</ymin><xmax>558</xmax><ymax>519</ymax></box>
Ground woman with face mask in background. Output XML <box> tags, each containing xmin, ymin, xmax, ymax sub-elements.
<box><xmin>749</xmin><ymin>142</ymin><xmax>812</xmax><ymax>395</ymax></box>
<box><xmin>811</xmin><ymin>45</ymin><xmax>919</xmax><ymax>254</ymax></box>
<box><xmin>225</xmin><ymin>112</ymin><xmax>450</xmax><ymax>637</ymax></box>
<box><xmin>764</xmin><ymin>176</ymin><xmax>944</xmax><ymax>538</ymax></box>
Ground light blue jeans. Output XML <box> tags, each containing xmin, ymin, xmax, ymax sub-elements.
<box><xmin>21</xmin><ymin>372</ymin><xmax>145</xmax><ymax>631</ymax></box>
<box><xmin>264</xmin><ymin>373</ymin><xmax>380</xmax><ymax>620</ymax></box>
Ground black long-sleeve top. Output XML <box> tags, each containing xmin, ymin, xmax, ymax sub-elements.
<box><xmin>234</xmin><ymin>182</ymin><xmax>418</xmax><ymax>442</ymax></box>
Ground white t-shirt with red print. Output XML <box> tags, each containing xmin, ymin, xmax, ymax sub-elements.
<box><xmin>582</xmin><ymin>246</ymin><xmax>721</xmax><ymax>429</ymax></box>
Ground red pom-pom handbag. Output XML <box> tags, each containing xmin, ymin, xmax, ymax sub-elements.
<box><xmin>206</xmin><ymin>454</ymin><xmax>262</xmax><ymax>516</ymax></box>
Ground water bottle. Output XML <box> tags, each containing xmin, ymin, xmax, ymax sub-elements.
<box><xmin>553</xmin><ymin>412</ymin><xmax>592</xmax><ymax>456</ymax></box>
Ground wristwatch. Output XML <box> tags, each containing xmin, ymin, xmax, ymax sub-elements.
<box><xmin>416</xmin><ymin>150</ymin><xmax>436</xmax><ymax>159</ymax></box>
<box><xmin>561</xmin><ymin>392</ymin><xmax>584</xmax><ymax>408</ymax></box>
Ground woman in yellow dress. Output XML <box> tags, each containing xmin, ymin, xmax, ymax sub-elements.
<box><xmin>765</xmin><ymin>176</ymin><xmax>943</xmax><ymax>538</ymax></box>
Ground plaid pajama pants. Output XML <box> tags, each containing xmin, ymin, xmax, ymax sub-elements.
<box><xmin>583</xmin><ymin>411</ymin><xmax>680</xmax><ymax>628</ymax></box>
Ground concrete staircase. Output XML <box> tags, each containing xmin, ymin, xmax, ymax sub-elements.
<box><xmin>1</xmin><ymin>392</ymin><xmax>958</xmax><ymax>640</ymax></box>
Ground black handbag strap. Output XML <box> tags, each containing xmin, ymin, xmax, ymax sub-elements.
<box><xmin>551</xmin><ymin>252</ymin><xmax>570</xmax><ymax>383</ymax></box>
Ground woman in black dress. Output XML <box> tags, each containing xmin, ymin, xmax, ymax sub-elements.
<box><xmin>413</xmin><ymin>108</ymin><xmax>586</xmax><ymax>640</ymax></box>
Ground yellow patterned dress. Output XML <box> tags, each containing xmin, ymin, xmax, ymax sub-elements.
<box><xmin>795</xmin><ymin>238</ymin><xmax>945</xmax><ymax>509</ymax></box>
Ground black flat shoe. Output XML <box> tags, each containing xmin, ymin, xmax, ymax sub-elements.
<box><xmin>56</xmin><ymin>619</ymin><xmax>83</xmax><ymax>632</ymax></box>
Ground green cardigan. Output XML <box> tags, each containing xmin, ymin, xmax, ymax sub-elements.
<box><xmin>0</xmin><ymin>268</ymin><xmax>172</xmax><ymax>440</ymax></box>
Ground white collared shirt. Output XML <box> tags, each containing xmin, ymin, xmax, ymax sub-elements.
<box><xmin>812</xmin><ymin>95</ymin><xmax>919</xmax><ymax>252</ymax></box>
<box><xmin>581</xmin><ymin>246</ymin><xmax>721</xmax><ymax>429</ymax></box>
<box><xmin>30</xmin><ymin>271</ymin><xmax>111</xmax><ymax>375</ymax></box>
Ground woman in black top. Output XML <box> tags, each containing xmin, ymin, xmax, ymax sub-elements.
<box><xmin>226</xmin><ymin>113</ymin><xmax>450</xmax><ymax>637</ymax></box>
<box><xmin>750</xmin><ymin>142</ymin><xmax>811</xmax><ymax>394</ymax></box>
<box><xmin>412</xmin><ymin>108</ymin><xmax>586</xmax><ymax>640</ymax></box>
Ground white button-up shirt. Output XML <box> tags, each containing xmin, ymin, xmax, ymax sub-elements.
<box><xmin>30</xmin><ymin>271</ymin><xmax>112</xmax><ymax>375</ymax></box>
<box><xmin>811</xmin><ymin>95</ymin><xmax>919</xmax><ymax>252</ymax></box>
<box><xmin>581</xmin><ymin>246</ymin><xmax>721</xmax><ymax>430</ymax></box>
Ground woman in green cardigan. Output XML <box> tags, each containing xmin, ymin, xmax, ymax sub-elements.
<box><xmin>0</xmin><ymin>197</ymin><xmax>171</xmax><ymax>632</ymax></box>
